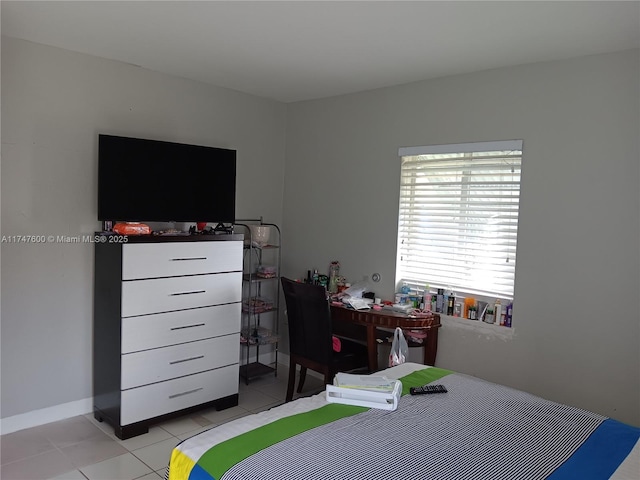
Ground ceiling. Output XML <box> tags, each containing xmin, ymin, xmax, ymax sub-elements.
<box><xmin>2</xmin><ymin>1</ymin><xmax>639</xmax><ymax>103</ymax></box>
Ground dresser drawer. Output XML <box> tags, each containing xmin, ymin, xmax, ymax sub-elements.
<box><xmin>120</xmin><ymin>364</ymin><xmax>239</xmax><ymax>425</ymax></box>
<box><xmin>121</xmin><ymin>334</ymin><xmax>239</xmax><ymax>389</ymax></box>
<box><xmin>121</xmin><ymin>272</ymin><xmax>242</xmax><ymax>317</ymax></box>
<box><xmin>121</xmin><ymin>303</ymin><xmax>240</xmax><ymax>353</ymax></box>
<box><xmin>122</xmin><ymin>241</ymin><xmax>242</xmax><ymax>280</ymax></box>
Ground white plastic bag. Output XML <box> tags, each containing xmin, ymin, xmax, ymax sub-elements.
<box><xmin>389</xmin><ymin>327</ymin><xmax>409</xmax><ymax>367</ymax></box>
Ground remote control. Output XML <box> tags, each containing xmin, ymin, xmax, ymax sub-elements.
<box><xmin>409</xmin><ymin>384</ymin><xmax>448</xmax><ymax>395</ymax></box>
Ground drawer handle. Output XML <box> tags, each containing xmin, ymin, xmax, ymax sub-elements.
<box><xmin>170</xmin><ymin>257</ymin><xmax>207</xmax><ymax>261</ymax></box>
<box><xmin>169</xmin><ymin>355</ymin><xmax>205</xmax><ymax>365</ymax></box>
<box><xmin>168</xmin><ymin>387</ymin><xmax>203</xmax><ymax>399</ymax></box>
<box><xmin>169</xmin><ymin>290</ymin><xmax>206</xmax><ymax>296</ymax></box>
<box><xmin>170</xmin><ymin>323</ymin><xmax>206</xmax><ymax>331</ymax></box>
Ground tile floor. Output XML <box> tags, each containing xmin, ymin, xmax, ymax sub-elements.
<box><xmin>1</xmin><ymin>364</ymin><xmax>323</xmax><ymax>480</ymax></box>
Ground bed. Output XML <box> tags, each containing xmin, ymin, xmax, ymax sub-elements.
<box><xmin>168</xmin><ymin>363</ymin><xmax>639</xmax><ymax>480</ymax></box>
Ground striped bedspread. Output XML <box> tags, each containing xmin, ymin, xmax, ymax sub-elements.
<box><xmin>168</xmin><ymin>363</ymin><xmax>639</xmax><ymax>480</ymax></box>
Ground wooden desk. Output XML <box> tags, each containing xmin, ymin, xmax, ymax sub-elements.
<box><xmin>330</xmin><ymin>305</ymin><xmax>441</xmax><ymax>372</ymax></box>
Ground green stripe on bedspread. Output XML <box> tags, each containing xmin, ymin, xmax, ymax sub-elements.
<box><xmin>198</xmin><ymin>403</ymin><xmax>366</xmax><ymax>479</ymax></box>
<box><xmin>198</xmin><ymin>367</ymin><xmax>452</xmax><ymax>479</ymax></box>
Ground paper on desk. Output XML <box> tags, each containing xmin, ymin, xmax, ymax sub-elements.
<box><xmin>334</xmin><ymin>373</ymin><xmax>396</xmax><ymax>393</ymax></box>
<box><xmin>344</xmin><ymin>297</ymin><xmax>372</xmax><ymax>310</ymax></box>
<box><xmin>343</xmin><ymin>280</ymin><xmax>368</xmax><ymax>298</ymax></box>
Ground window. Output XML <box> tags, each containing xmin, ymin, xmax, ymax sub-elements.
<box><xmin>396</xmin><ymin>140</ymin><xmax>523</xmax><ymax>300</ymax></box>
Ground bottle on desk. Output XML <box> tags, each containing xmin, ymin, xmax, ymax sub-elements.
<box><xmin>463</xmin><ymin>297</ymin><xmax>475</xmax><ymax>319</ymax></box>
<box><xmin>494</xmin><ymin>299</ymin><xmax>502</xmax><ymax>326</ymax></box>
<box><xmin>423</xmin><ymin>285</ymin><xmax>432</xmax><ymax>312</ymax></box>
<box><xmin>504</xmin><ymin>302</ymin><xmax>513</xmax><ymax>327</ymax></box>
<box><xmin>435</xmin><ymin>288</ymin><xmax>444</xmax><ymax>313</ymax></box>
<box><xmin>328</xmin><ymin>261</ymin><xmax>340</xmax><ymax>293</ymax></box>
<box><xmin>447</xmin><ymin>293</ymin><xmax>455</xmax><ymax>315</ymax></box>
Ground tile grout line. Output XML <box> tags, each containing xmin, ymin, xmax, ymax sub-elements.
<box><xmin>2</xmin><ymin>369</ymin><xmax>300</xmax><ymax>479</ymax></box>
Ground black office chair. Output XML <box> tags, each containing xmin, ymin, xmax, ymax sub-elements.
<box><xmin>281</xmin><ymin>277</ymin><xmax>369</xmax><ymax>402</ymax></box>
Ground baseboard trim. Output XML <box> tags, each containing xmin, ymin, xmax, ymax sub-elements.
<box><xmin>1</xmin><ymin>357</ymin><xmax>302</xmax><ymax>435</ymax></box>
<box><xmin>0</xmin><ymin>397</ymin><xmax>93</xmax><ymax>435</ymax></box>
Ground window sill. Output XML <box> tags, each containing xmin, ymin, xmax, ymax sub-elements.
<box><xmin>440</xmin><ymin>314</ymin><xmax>515</xmax><ymax>340</ymax></box>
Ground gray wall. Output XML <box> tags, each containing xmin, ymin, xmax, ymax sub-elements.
<box><xmin>2</xmin><ymin>36</ymin><xmax>638</xmax><ymax>428</ymax></box>
<box><xmin>283</xmin><ymin>50</ymin><xmax>640</xmax><ymax>425</ymax></box>
<box><xmin>1</xmin><ymin>37</ymin><xmax>286</xmax><ymax>419</ymax></box>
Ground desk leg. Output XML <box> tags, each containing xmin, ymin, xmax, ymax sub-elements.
<box><xmin>366</xmin><ymin>325</ymin><xmax>378</xmax><ymax>372</ymax></box>
<box><xmin>424</xmin><ymin>328</ymin><xmax>439</xmax><ymax>366</ymax></box>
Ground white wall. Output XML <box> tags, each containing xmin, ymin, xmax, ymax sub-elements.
<box><xmin>1</xmin><ymin>37</ymin><xmax>286</xmax><ymax>424</ymax></box>
<box><xmin>283</xmin><ymin>50</ymin><xmax>640</xmax><ymax>426</ymax></box>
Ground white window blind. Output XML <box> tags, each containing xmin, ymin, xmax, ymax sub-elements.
<box><xmin>397</xmin><ymin>140</ymin><xmax>523</xmax><ymax>299</ymax></box>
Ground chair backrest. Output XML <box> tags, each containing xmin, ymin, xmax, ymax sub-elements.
<box><xmin>281</xmin><ymin>277</ymin><xmax>333</xmax><ymax>365</ymax></box>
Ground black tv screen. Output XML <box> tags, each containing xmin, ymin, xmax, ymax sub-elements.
<box><xmin>98</xmin><ymin>134</ymin><xmax>236</xmax><ymax>223</ymax></box>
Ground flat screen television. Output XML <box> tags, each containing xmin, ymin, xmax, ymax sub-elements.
<box><xmin>98</xmin><ymin>134</ymin><xmax>236</xmax><ymax>224</ymax></box>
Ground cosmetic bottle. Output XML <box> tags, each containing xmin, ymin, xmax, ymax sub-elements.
<box><xmin>423</xmin><ymin>285</ymin><xmax>432</xmax><ymax>312</ymax></box>
<box><xmin>463</xmin><ymin>297</ymin><xmax>475</xmax><ymax>319</ymax></box>
<box><xmin>328</xmin><ymin>261</ymin><xmax>340</xmax><ymax>293</ymax></box>
<box><xmin>436</xmin><ymin>288</ymin><xmax>444</xmax><ymax>313</ymax></box>
<box><xmin>447</xmin><ymin>294</ymin><xmax>455</xmax><ymax>315</ymax></box>
<box><xmin>505</xmin><ymin>302</ymin><xmax>513</xmax><ymax>327</ymax></box>
<box><xmin>494</xmin><ymin>299</ymin><xmax>502</xmax><ymax>326</ymax></box>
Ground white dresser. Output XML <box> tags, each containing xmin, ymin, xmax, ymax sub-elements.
<box><xmin>93</xmin><ymin>235</ymin><xmax>243</xmax><ymax>439</ymax></box>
